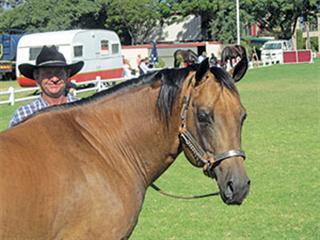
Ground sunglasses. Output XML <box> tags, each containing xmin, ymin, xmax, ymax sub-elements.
<box><xmin>36</xmin><ymin>68</ymin><xmax>68</xmax><ymax>80</ymax></box>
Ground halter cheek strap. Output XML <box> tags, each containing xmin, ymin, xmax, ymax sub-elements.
<box><xmin>179</xmin><ymin>95</ymin><xmax>246</xmax><ymax>178</ymax></box>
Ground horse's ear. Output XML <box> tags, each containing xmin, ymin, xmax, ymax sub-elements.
<box><xmin>229</xmin><ymin>57</ymin><xmax>248</xmax><ymax>82</ymax></box>
<box><xmin>195</xmin><ymin>58</ymin><xmax>210</xmax><ymax>85</ymax></box>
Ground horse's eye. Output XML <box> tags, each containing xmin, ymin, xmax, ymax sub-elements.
<box><xmin>197</xmin><ymin>110</ymin><xmax>212</xmax><ymax>124</ymax></box>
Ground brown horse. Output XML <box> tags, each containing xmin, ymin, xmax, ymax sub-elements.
<box><xmin>220</xmin><ymin>45</ymin><xmax>247</xmax><ymax>69</ymax></box>
<box><xmin>174</xmin><ymin>49</ymin><xmax>198</xmax><ymax>67</ymax></box>
<box><xmin>0</xmin><ymin>57</ymin><xmax>250</xmax><ymax>239</ymax></box>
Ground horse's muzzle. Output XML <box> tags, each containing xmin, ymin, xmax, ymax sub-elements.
<box><xmin>220</xmin><ymin>177</ymin><xmax>250</xmax><ymax>205</ymax></box>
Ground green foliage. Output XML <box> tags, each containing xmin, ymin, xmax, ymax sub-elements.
<box><xmin>240</xmin><ymin>38</ymin><xmax>253</xmax><ymax>56</ymax></box>
<box><xmin>172</xmin><ymin>0</ymin><xmax>254</xmax><ymax>43</ymax></box>
<box><xmin>310</xmin><ymin>36</ymin><xmax>319</xmax><ymax>52</ymax></box>
<box><xmin>155</xmin><ymin>57</ymin><xmax>166</xmax><ymax>68</ymax></box>
<box><xmin>296</xmin><ymin>29</ymin><xmax>305</xmax><ymax>49</ymax></box>
<box><xmin>0</xmin><ymin>0</ymin><xmax>22</xmax><ymax>9</ymax></box>
<box><xmin>294</xmin><ymin>30</ymin><xmax>318</xmax><ymax>51</ymax></box>
<box><xmin>208</xmin><ymin>1</ymin><xmax>235</xmax><ymax>43</ymax></box>
<box><xmin>242</xmin><ymin>0</ymin><xmax>319</xmax><ymax>39</ymax></box>
<box><xmin>171</xmin><ymin>0</ymin><xmax>217</xmax><ymax>40</ymax></box>
<box><xmin>210</xmin><ymin>1</ymin><xmax>250</xmax><ymax>43</ymax></box>
<box><xmin>0</xmin><ymin>0</ymin><xmax>103</xmax><ymax>32</ymax></box>
<box><xmin>0</xmin><ymin>0</ymin><xmax>318</xmax><ymax>45</ymax></box>
<box><xmin>104</xmin><ymin>0</ymin><xmax>161</xmax><ymax>44</ymax></box>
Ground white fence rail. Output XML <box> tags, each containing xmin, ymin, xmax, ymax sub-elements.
<box><xmin>0</xmin><ymin>86</ymin><xmax>39</xmax><ymax>106</ymax></box>
<box><xmin>0</xmin><ymin>76</ymin><xmax>126</xmax><ymax>106</ymax></box>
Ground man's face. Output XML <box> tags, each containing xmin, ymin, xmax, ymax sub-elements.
<box><xmin>35</xmin><ymin>67</ymin><xmax>68</xmax><ymax>98</ymax></box>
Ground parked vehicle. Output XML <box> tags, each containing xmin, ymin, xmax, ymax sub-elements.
<box><xmin>261</xmin><ymin>40</ymin><xmax>293</xmax><ymax>65</ymax></box>
<box><xmin>16</xmin><ymin>29</ymin><xmax>124</xmax><ymax>87</ymax></box>
<box><xmin>0</xmin><ymin>32</ymin><xmax>23</xmax><ymax>80</ymax></box>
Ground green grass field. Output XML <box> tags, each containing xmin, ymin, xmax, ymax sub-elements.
<box><xmin>0</xmin><ymin>62</ymin><xmax>319</xmax><ymax>239</ymax></box>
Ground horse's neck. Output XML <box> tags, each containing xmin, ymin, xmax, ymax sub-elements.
<box><xmin>74</xmin><ymin>84</ymin><xmax>182</xmax><ymax>186</ymax></box>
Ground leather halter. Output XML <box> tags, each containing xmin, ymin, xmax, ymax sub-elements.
<box><xmin>179</xmin><ymin>94</ymin><xmax>246</xmax><ymax>178</ymax></box>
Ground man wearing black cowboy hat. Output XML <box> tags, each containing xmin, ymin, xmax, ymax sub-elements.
<box><xmin>9</xmin><ymin>45</ymin><xmax>84</xmax><ymax>127</ymax></box>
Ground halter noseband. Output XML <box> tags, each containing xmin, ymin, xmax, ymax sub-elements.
<box><xmin>179</xmin><ymin>95</ymin><xmax>246</xmax><ymax>178</ymax></box>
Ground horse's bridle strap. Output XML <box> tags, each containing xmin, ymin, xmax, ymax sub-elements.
<box><xmin>214</xmin><ymin>149</ymin><xmax>246</xmax><ymax>163</ymax></box>
<box><xmin>180</xmin><ymin>129</ymin><xmax>246</xmax><ymax>166</ymax></box>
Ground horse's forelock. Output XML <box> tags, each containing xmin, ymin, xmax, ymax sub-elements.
<box><xmin>156</xmin><ymin>67</ymin><xmax>192</xmax><ymax>124</ymax></box>
<box><xmin>156</xmin><ymin>66</ymin><xmax>237</xmax><ymax>125</ymax></box>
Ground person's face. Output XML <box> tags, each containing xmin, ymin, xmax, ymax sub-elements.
<box><xmin>35</xmin><ymin>67</ymin><xmax>68</xmax><ymax>98</ymax></box>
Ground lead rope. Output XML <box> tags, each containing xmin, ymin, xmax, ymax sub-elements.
<box><xmin>150</xmin><ymin>183</ymin><xmax>220</xmax><ymax>200</ymax></box>
<box><xmin>150</xmin><ymin>129</ymin><xmax>221</xmax><ymax>200</ymax></box>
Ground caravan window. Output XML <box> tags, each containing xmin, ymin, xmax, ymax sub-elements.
<box><xmin>263</xmin><ymin>43</ymin><xmax>282</xmax><ymax>50</ymax></box>
<box><xmin>111</xmin><ymin>43</ymin><xmax>119</xmax><ymax>54</ymax></box>
<box><xmin>29</xmin><ymin>47</ymin><xmax>43</xmax><ymax>60</ymax></box>
<box><xmin>74</xmin><ymin>45</ymin><xmax>83</xmax><ymax>57</ymax></box>
<box><xmin>101</xmin><ymin>40</ymin><xmax>109</xmax><ymax>54</ymax></box>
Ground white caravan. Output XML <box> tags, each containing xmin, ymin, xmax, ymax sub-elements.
<box><xmin>16</xmin><ymin>29</ymin><xmax>124</xmax><ymax>87</ymax></box>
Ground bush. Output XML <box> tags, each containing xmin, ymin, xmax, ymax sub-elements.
<box><xmin>296</xmin><ymin>29</ymin><xmax>304</xmax><ymax>49</ymax></box>
<box><xmin>310</xmin><ymin>37</ymin><xmax>319</xmax><ymax>52</ymax></box>
<box><xmin>155</xmin><ymin>57</ymin><xmax>166</xmax><ymax>68</ymax></box>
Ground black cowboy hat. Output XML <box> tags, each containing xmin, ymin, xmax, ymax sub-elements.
<box><xmin>18</xmin><ymin>45</ymin><xmax>84</xmax><ymax>80</ymax></box>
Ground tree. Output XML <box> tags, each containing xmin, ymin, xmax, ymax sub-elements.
<box><xmin>242</xmin><ymin>0</ymin><xmax>319</xmax><ymax>39</ymax></box>
<box><xmin>172</xmin><ymin>0</ymin><xmax>319</xmax><ymax>43</ymax></box>
<box><xmin>167</xmin><ymin>0</ymin><xmax>252</xmax><ymax>43</ymax></box>
<box><xmin>0</xmin><ymin>0</ymin><xmax>163</xmax><ymax>45</ymax></box>
<box><xmin>209</xmin><ymin>1</ymin><xmax>253</xmax><ymax>44</ymax></box>
<box><xmin>0</xmin><ymin>0</ymin><xmax>23</xmax><ymax>9</ymax></box>
<box><xmin>0</xmin><ymin>0</ymin><xmax>23</xmax><ymax>17</ymax></box>
<box><xmin>104</xmin><ymin>0</ymin><xmax>161</xmax><ymax>45</ymax></box>
<box><xmin>0</xmin><ymin>0</ymin><xmax>103</xmax><ymax>32</ymax></box>
<box><xmin>170</xmin><ymin>0</ymin><xmax>217</xmax><ymax>40</ymax></box>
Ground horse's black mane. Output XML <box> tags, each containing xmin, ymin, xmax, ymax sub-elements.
<box><xmin>26</xmin><ymin>65</ymin><xmax>236</xmax><ymax>124</ymax></box>
<box><xmin>210</xmin><ymin>66</ymin><xmax>237</xmax><ymax>91</ymax></box>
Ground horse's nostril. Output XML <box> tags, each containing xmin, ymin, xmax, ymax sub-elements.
<box><xmin>223</xmin><ymin>178</ymin><xmax>250</xmax><ymax>205</ymax></box>
<box><xmin>224</xmin><ymin>181</ymin><xmax>234</xmax><ymax>201</ymax></box>
<box><xmin>227</xmin><ymin>181</ymin><xmax>234</xmax><ymax>192</ymax></box>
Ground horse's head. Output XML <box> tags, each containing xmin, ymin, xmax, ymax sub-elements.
<box><xmin>221</xmin><ymin>45</ymin><xmax>247</xmax><ymax>69</ymax></box>
<box><xmin>180</xmin><ymin>58</ymin><xmax>250</xmax><ymax>205</ymax></box>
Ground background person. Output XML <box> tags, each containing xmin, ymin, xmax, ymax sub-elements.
<box><xmin>198</xmin><ymin>51</ymin><xmax>207</xmax><ymax>63</ymax></box>
<box><xmin>123</xmin><ymin>57</ymin><xmax>135</xmax><ymax>79</ymax></box>
<box><xmin>9</xmin><ymin>45</ymin><xmax>84</xmax><ymax>128</ymax></box>
<box><xmin>209</xmin><ymin>53</ymin><xmax>217</xmax><ymax>66</ymax></box>
<box><xmin>138</xmin><ymin>57</ymin><xmax>153</xmax><ymax>75</ymax></box>
<box><xmin>251</xmin><ymin>46</ymin><xmax>259</xmax><ymax>67</ymax></box>
<box><xmin>136</xmin><ymin>54</ymin><xmax>142</xmax><ymax>66</ymax></box>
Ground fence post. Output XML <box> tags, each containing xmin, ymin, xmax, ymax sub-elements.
<box><xmin>8</xmin><ymin>87</ymin><xmax>15</xmax><ymax>106</ymax></box>
<box><xmin>96</xmin><ymin>76</ymin><xmax>102</xmax><ymax>92</ymax></box>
